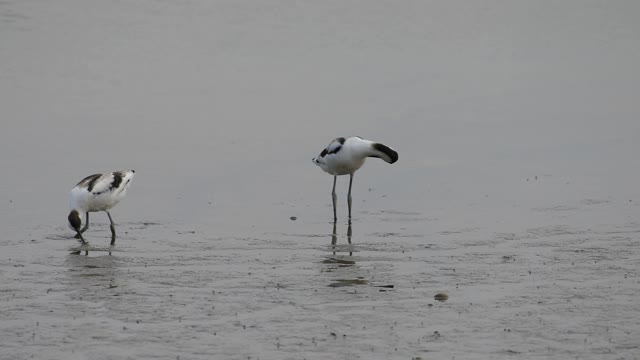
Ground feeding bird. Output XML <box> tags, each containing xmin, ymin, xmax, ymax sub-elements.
<box><xmin>68</xmin><ymin>170</ymin><xmax>135</xmax><ymax>245</ymax></box>
<box><xmin>312</xmin><ymin>136</ymin><xmax>398</xmax><ymax>221</ymax></box>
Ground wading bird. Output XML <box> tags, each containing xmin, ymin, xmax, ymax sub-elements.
<box><xmin>68</xmin><ymin>170</ymin><xmax>135</xmax><ymax>245</ymax></box>
<box><xmin>312</xmin><ymin>137</ymin><xmax>398</xmax><ymax>221</ymax></box>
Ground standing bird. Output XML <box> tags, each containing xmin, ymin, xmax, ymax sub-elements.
<box><xmin>68</xmin><ymin>170</ymin><xmax>136</xmax><ymax>245</ymax></box>
<box><xmin>312</xmin><ymin>137</ymin><xmax>398</xmax><ymax>221</ymax></box>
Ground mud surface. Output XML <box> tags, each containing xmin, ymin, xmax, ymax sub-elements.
<box><xmin>1</xmin><ymin>1</ymin><xmax>640</xmax><ymax>359</ymax></box>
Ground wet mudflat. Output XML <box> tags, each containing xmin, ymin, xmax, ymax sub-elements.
<box><xmin>2</xmin><ymin>1</ymin><xmax>640</xmax><ymax>359</ymax></box>
<box><xmin>2</xmin><ymin>199</ymin><xmax>640</xmax><ymax>360</ymax></box>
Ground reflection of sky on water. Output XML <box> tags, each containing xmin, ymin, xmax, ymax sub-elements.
<box><xmin>1</xmin><ymin>2</ymin><xmax>639</xmax><ymax>237</ymax></box>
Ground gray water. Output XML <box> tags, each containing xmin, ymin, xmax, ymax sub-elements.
<box><xmin>1</xmin><ymin>1</ymin><xmax>640</xmax><ymax>359</ymax></box>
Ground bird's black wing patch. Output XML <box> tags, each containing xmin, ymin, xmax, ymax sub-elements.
<box><xmin>319</xmin><ymin>137</ymin><xmax>346</xmax><ymax>157</ymax></box>
<box><xmin>111</xmin><ymin>172</ymin><xmax>123</xmax><ymax>190</ymax></box>
<box><xmin>91</xmin><ymin>172</ymin><xmax>123</xmax><ymax>196</ymax></box>
<box><xmin>328</xmin><ymin>145</ymin><xmax>342</xmax><ymax>155</ymax></box>
<box><xmin>318</xmin><ymin>137</ymin><xmax>347</xmax><ymax>159</ymax></box>
<box><xmin>76</xmin><ymin>174</ymin><xmax>102</xmax><ymax>191</ymax></box>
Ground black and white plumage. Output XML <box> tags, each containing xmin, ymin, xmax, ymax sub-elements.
<box><xmin>68</xmin><ymin>170</ymin><xmax>135</xmax><ymax>245</ymax></box>
<box><xmin>312</xmin><ymin>136</ymin><xmax>398</xmax><ymax>221</ymax></box>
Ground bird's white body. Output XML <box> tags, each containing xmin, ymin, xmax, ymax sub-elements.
<box><xmin>70</xmin><ymin>172</ymin><xmax>134</xmax><ymax>213</ymax></box>
<box><xmin>68</xmin><ymin>170</ymin><xmax>135</xmax><ymax>244</ymax></box>
<box><xmin>313</xmin><ymin>137</ymin><xmax>398</xmax><ymax>220</ymax></box>
<box><xmin>313</xmin><ymin>136</ymin><xmax>398</xmax><ymax>176</ymax></box>
<box><xmin>313</xmin><ymin>137</ymin><xmax>369</xmax><ymax>175</ymax></box>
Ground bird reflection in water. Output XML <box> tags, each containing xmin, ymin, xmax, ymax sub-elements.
<box><xmin>70</xmin><ymin>245</ymin><xmax>114</xmax><ymax>256</ymax></box>
<box><xmin>326</xmin><ymin>220</ymin><xmax>355</xmax><ymax>265</ymax></box>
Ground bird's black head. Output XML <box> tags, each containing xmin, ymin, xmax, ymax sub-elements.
<box><xmin>68</xmin><ymin>209</ymin><xmax>82</xmax><ymax>232</ymax></box>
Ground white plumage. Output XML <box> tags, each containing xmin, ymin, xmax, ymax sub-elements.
<box><xmin>312</xmin><ymin>136</ymin><xmax>398</xmax><ymax>221</ymax></box>
<box><xmin>68</xmin><ymin>170</ymin><xmax>135</xmax><ymax>245</ymax></box>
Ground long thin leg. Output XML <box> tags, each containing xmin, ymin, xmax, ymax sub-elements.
<box><xmin>347</xmin><ymin>173</ymin><xmax>354</xmax><ymax>219</ymax></box>
<box><xmin>74</xmin><ymin>213</ymin><xmax>90</xmax><ymax>239</ymax></box>
<box><xmin>107</xmin><ymin>211</ymin><xmax>116</xmax><ymax>246</ymax></box>
<box><xmin>80</xmin><ymin>213</ymin><xmax>89</xmax><ymax>234</ymax></box>
<box><xmin>331</xmin><ymin>220</ymin><xmax>337</xmax><ymax>255</ymax></box>
<box><xmin>76</xmin><ymin>230</ymin><xmax>87</xmax><ymax>244</ymax></box>
<box><xmin>332</xmin><ymin>175</ymin><xmax>338</xmax><ymax>222</ymax></box>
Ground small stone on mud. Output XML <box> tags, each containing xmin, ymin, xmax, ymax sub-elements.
<box><xmin>434</xmin><ymin>293</ymin><xmax>448</xmax><ymax>302</ymax></box>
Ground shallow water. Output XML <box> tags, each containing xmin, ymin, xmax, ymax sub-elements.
<box><xmin>2</xmin><ymin>1</ymin><xmax>640</xmax><ymax>359</ymax></box>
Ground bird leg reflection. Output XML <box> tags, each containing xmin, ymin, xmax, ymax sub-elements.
<box><xmin>347</xmin><ymin>220</ymin><xmax>352</xmax><ymax>256</ymax></box>
<box><xmin>329</xmin><ymin>220</ymin><xmax>353</xmax><ymax>257</ymax></box>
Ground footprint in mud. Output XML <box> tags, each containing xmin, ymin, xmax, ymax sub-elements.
<box><xmin>328</xmin><ymin>278</ymin><xmax>368</xmax><ymax>287</ymax></box>
<box><xmin>322</xmin><ymin>258</ymin><xmax>355</xmax><ymax>265</ymax></box>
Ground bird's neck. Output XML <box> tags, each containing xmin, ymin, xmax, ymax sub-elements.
<box><xmin>349</xmin><ymin>138</ymin><xmax>376</xmax><ymax>158</ymax></box>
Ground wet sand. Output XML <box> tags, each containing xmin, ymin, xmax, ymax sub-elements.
<box><xmin>2</xmin><ymin>1</ymin><xmax>640</xmax><ymax>359</ymax></box>
<box><xmin>2</xmin><ymin>201</ymin><xmax>640</xmax><ymax>360</ymax></box>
